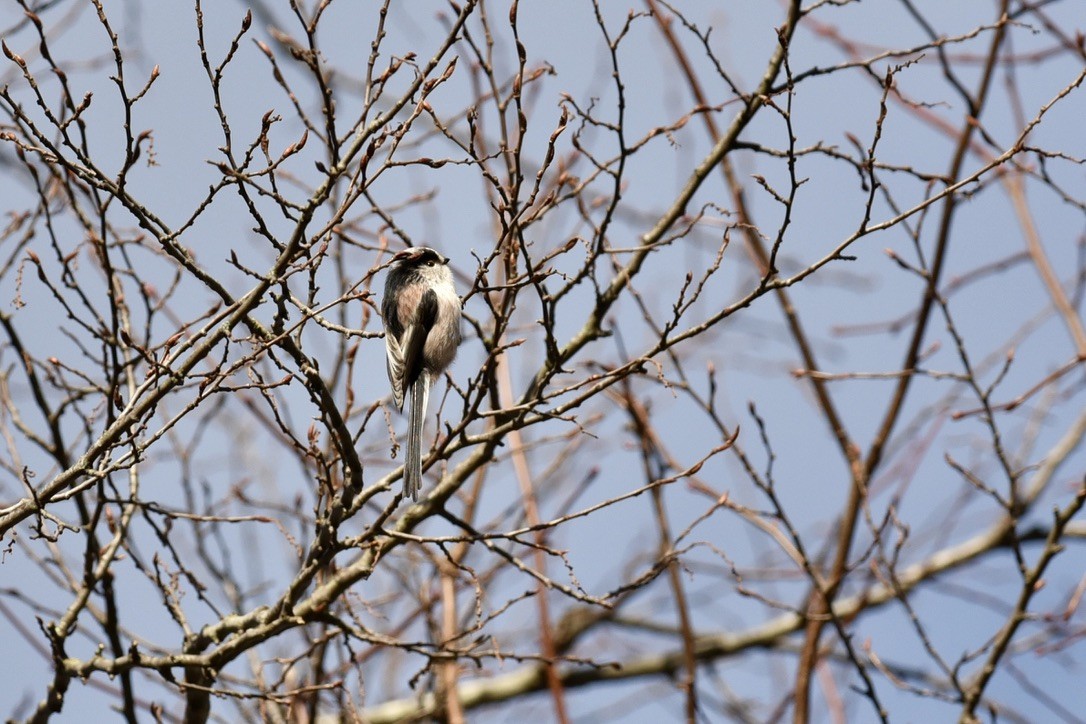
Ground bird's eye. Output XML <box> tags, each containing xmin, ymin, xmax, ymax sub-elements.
<box><xmin>426</xmin><ymin>261</ymin><xmax>435</xmax><ymax>267</ymax></box>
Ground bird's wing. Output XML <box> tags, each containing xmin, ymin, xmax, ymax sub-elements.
<box><xmin>384</xmin><ymin>329</ymin><xmax>408</xmax><ymax>411</ymax></box>
<box><xmin>386</xmin><ymin>288</ymin><xmax>440</xmax><ymax>411</ymax></box>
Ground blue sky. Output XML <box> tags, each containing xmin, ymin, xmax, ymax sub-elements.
<box><xmin>1</xmin><ymin>1</ymin><xmax>1085</xmax><ymax>721</ymax></box>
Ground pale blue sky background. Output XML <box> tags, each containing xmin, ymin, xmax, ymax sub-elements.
<box><xmin>1</xmin><ymin>1</ymin><xmax>1085</xmax><ymax>721</ymax></box>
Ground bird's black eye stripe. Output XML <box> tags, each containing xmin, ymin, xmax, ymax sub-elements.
<box><xmin>400</xmin><ymin>248</ymin><xmax>447</xmax><ymax>268</ymax></box>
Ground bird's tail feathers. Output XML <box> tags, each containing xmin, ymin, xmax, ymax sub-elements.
<box><xmin>405</xmin><ymin>374</ymin><xmax>430</xmax><ymax>500</ymax></box>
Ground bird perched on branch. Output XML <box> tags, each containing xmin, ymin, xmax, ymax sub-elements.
<box><xmin>381</xmin><ymin>247</ymin><xmax>462</xmax><ymax>500</ymax></box>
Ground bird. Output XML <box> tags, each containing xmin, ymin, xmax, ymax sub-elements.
<box><xmin>381</xmin><ymin>247</ymin><xmax>462</xmax><ymax>500</ymax></box>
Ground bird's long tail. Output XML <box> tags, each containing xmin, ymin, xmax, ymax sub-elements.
<box><xmin>405</xmin><ymin>373</ymin><xmax>430</xmax><ymax>500</ymax></box>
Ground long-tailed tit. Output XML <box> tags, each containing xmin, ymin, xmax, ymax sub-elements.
<box><xmin>382</xmin><ymin>247</ymin><xmax>462</xmax><ymax>500</ymax></box>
